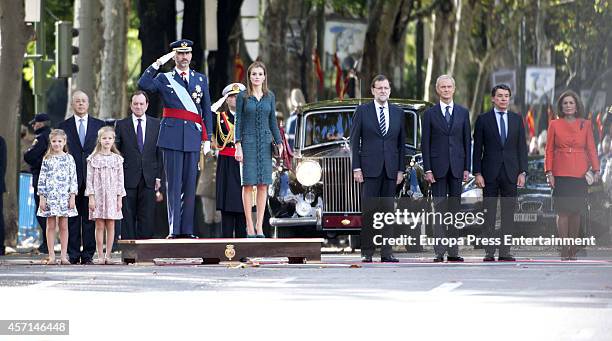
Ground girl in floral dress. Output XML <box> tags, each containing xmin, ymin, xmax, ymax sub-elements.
<box><xmin>37</xmin><ymin>129</ymin><xmax>78</xmax><ymax>265</ymax></box>
<box><xmin>85</xmin><ymin>127</ymin><xmax>126</xmax><ymax>264</ymax></box>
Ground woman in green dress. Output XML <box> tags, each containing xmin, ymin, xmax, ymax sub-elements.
<box><xmin>234</xmin><ymin>61</ymin><xmax>283</xmax><ymax>237</ymax></box>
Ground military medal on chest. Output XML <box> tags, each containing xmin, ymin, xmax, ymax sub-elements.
<box><xmin>192</xmin><ymin>84</ymin><xmax>203</xmax><ymax>104</ymax></box>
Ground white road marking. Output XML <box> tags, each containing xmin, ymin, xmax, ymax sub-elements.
<box><xmin>429</xmin><ymin>281</ymin><xmax>463</xmax><ymax>293</ymax></box>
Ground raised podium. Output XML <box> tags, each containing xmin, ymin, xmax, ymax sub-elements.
<box><xmin>118</xmin><ymin>238</ymin><xmax>324</xmax><ymax>264</ymax></box>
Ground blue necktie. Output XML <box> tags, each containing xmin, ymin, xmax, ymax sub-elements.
<box><xmin>444</xmin><ymin>106</ymin><xmax>451</xmax><ymax>126</ymax></box>
<box><xmin>499</xmin><ymin>112</ymin><xmax>507</xmax><ymax>144</ymax></box>
<box><xmin>78</xmin><ymin>118</ymin><xmax>86</xmax><ymax>146</ymax></box>
<box><xmin>137</xmin><ymin>118</ymin><xmax>144</xmax><ymax>153</ymax></box>
<box><xmin>379</xmin><ymin>106</ymin><xmax>386</xmax><ymax>135</ymax></box>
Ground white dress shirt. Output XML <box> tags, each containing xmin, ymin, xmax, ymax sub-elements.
<box><xmin>494</xmin><ymin>108</ymin><xmax>509</xmax><ymax>139</ymax></box>
<box><xmin>132</xmin><ymin>114</ymin><xmax>147</xmax><ymax>145</ymax></box>
<box><xmin>175</xmin><ymin>67</ymin><xmax>189</xmax><ymax>83</ymax></box>
<box><xmin>74</xmin><ymin>114</ymin><xmax>89</xmax><ymax>133</ymax></box>
<box><xmin>440</xmin><ymin>100</ymin><xmax>454</xmax><ymax>118</ymax></box>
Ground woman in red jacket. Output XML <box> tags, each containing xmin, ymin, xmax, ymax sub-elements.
<box><xmin>545</xmin><ymin>90</ymin><xmax>600</xmax><ymax>260</ymax></box>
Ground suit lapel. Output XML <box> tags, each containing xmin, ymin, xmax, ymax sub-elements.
<box><xmin>144</xmin><ymin>117</ymin><xmax>157</xmax><ymax>149</ymax></box>
<box><xmin>486</xmin><ymin>110</ymin><xmax>503</xmax><ymax>146</ymax></box>
<box><xmin>369</xmin><ymin>102</ymin><xmax>383</xmax><ymax>138</ymax></box>
<box><xmin>84</xmin><ymin>116</ymin><xmax>98</xmax><ymax>151</ymax></box>
<box><xmin>434</xmin><ymin>104</ymin><xmax>450</xmax><ymax>133</ymax></box>
<box><xmin>123</xmin><ymin>118</ymin><xmax>139</xmax><ymax>152</ymax></box>
<box><xmin>65</xmin><ymin>117</ymin><xmax>81</xmax><ymax>150</ymax></box>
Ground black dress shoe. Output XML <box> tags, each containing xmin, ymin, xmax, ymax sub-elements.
<box><xmin>69</xmin><ymin>258</ymin><xmax>80</xmax><ymax>265</ymax></box>
<box><xmin>483</xmin><ymin>256</ymin><xmax>496</xmax><ymax>262</ymax></box>
<box><xmin>183</xmin><ymin>234</ymin><xmax>198</xmax><ymax>239</ymax></box>
<box><xmin>433</xmin><ymin>255</ymin><xmax>444</xmax><ymax>263</ymax></box>
<box><xmin>166</xmin><ymin>234</ymin><xmax>179</xmax><ymax>239</ymax></box>
<box><xmin>447</xmin><ymin>256</ymin><xmax>464</xmax><ymax>262</ymax></box>
<box><xmin>361</xmin><ymin>255</ymin><xmax>373</xmax><ymax>263</ymax></box>
<box><xmin>81</xmin><ymin>259</ymin><xmax>93</xmax><ymax>265</ymax></box>
<box><xmin>498</xmin><ymin>255</ymin><xmax>516</xmax><ymax>262</ymax></box>
<box><xmin>381</xmin><ymin>256</ymin><xmax>399</xmax><ymax>263</ymax></box>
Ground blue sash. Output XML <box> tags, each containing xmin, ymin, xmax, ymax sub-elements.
<box><xmin>163</xmin><ymin>72</ymin><xmax>199</xmax><ymax>114</ymax></box>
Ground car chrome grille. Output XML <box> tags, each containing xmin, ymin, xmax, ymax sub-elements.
<box><xmin>320</xmin><ymin>156</ymin><xmax>361</xmax><ymax>213</ymax></box>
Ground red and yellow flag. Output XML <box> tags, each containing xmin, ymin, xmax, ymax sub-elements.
<box><xmin>233</xmin><ymin>54</ymin><xmax>245</xmax><ymax>82</ymax></box>
<box><xmin>332</xmin><ymin>52</ymin><xmax>343</xmax><ymax>98</ymax></box>
<box><xmin>312</xmin><ymin>50</ymin><xmax>324</xmax><ymax>89</ymax></box>
<box><xmin>525</xmin><ymin>108</ymin><xmax>535</xmax><ymax>138</ymax></box>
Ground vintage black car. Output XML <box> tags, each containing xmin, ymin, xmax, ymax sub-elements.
<box><xmin>268</xmin><ymin>98</ymin><xmax>432</xmax><ymax>238</ymax></box>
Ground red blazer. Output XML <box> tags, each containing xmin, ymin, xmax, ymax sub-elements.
<box><xmin>545</xmin><ymin>118</ymin><xmax>600</xmax><ymax>177</ymax></box>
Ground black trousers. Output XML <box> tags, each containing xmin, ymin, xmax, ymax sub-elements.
<box><xmin>360</xmin><ymin>168</ymin><xmax>397</xmax><ymax>258</ymax></box>
<box><xmin>430</xmin><ymin>167</ymin><xmax>462</xmax><ymax>257</ymax></box>
<box><xmin>122</xmin><ymin>176</ymin><xmax>155</xmax><ymax>239</ymax></box>
<box><xmin>482</xmin><ymin>167</ymin><xmax>517</xmax><ymax>257</ymax></box>
<box><xmin>221</xmin><ymin>211</ymin><xmax>247</xmax><ymax>238</ymax></box>
<box><xmin>0</xmin><ymin>195</ymin><xmax>4</xmax><ymax>255</ymax></box>
<box><xmin>68</xmin><ymin>191</ymin><xmax>95</xmax><ymax>262</ymax></box>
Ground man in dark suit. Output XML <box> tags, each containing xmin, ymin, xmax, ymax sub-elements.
<box><xmin>0</xmin><ymin>135</ymin><xmax>6</xmax><ymax>256</ymax></box>
<box><xmin>58</xmin><ymin>90</ymin><xmax>105</xmax><ymax>264</ymax></box>
<box><xmin>138</xmin><ymin>39</ymin><xmax>212</xmax><ymax>239</ymax></box>
<box><xmin>350</xmin><ymin>74</ymin><xmax>406</xmax><ymax>263</ymax></box>
<box><xmin>473</xmin><ymin>84</ymin><xmax>528</xmax><ymax>262</ymax></box>
<box><xmin>24</xmin><ymin>113</ymin><xmax>52</xmax><ymax>254</ymax></box>
<box><xmin>115</xmin><ymin>91</ymin><xmax>163</xmax><ymax>239</ymax></box>
<box><xmin>421</xmin><ymin>75</ymin><xmax>471</xmax><ymax>262</ymax></box>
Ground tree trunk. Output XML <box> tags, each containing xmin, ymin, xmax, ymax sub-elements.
<box><xmin>361</xmin><ymin>0</ymin><xmax>417</xmax><ymax>97</ymax></box>
<box><xmin>70</xmin><ymin>0</ymin><xmax>103</xmax><ymax>117</ymax></box>
<box><xmin>137</xmin><ymin>0</ymin><xmax>176</xmax><ymax>117</ymax></box>
<box><xmin>0</xmin><ymin>0</ymin><xmax>34</xmax><ymax>247</ymax></box>
<box><xmin>99</xmin><ymin>0</ymin><xmax>129</xmax><ymax>119</ymax></box>
<box><xmin>182</xmin><ymin>0</ymin><xmax>204</xmax><ymax>72</ymax></box>
<box><xmin>425</xmin><ymin>0</ymin><xmax>459</xmax><ymax>101</ymax></box>
<box><xmin>260</xmin><ymin>0</ymin><xmax>289</xmax><ymax>108</ymax></box>
<box><xmin>207</xmin><ymin>0</ymin><xmax>243</xmax><ymax>101</ymax></box>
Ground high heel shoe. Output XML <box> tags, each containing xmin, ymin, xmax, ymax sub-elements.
<box><xmin>247</xmin><ymin>235</ymin><xmax>257</xmax><ymax>238</ymax></box>
<box><xmin>60</xmin><ymin>257</ymin><xmax>71</xmax><ymax>265</ymax></box>
<box><xmin>256</xmin><ymin>234</ymin><xmax>265</xmax><ymax>238</ymax></box>
<box><xmin>42</xmin><ymin>257</ymin><xmax>56</xmax><ymax>265</ymax></box>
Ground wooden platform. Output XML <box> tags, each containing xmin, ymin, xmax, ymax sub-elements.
<box><xmin>118</xmin><ymin>238</ymin><xmax>324</xmax><ymax>264</ymax></box>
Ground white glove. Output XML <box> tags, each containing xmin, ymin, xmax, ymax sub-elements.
<box><xmin>153</xmin><ymin>51</ymin><xmax>176</xmax><ymax>69</ymax></box>
<box><xmin>202</xmin><ymin>140</ymin><xmax>211</xmax><ymax>155</ymax></box>
<box><xmin>211</xmin><ymin>94</ymin><xmax>229</xmax><ymax>112</ymax></box>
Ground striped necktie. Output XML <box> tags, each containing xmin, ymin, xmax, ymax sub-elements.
<box><xmin>379</xmin><ymin>106</ymin><xmax>386</xmax><ymax>135</ymax></box>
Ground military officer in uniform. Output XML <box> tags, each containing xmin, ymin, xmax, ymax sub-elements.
<box><xmin>138</xmin><ymin>39</ymin><xmax>213</xmax><ymax>239</ymax></box>
<box><xmin>211</xmin><ymin>82</ymin><xmax>247</xmax><ymax>238</ymax></box>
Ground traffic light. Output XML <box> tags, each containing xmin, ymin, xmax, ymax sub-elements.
<box><xmin>55</xmin><ymin>21</ymin><xmax>79</xmax><ymax>77</ymax></box>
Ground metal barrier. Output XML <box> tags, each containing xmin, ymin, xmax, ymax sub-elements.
<box><xmin>18</xmin><ymin>173</ymin><xmax>40</xmax><ymax>246</ymax></box>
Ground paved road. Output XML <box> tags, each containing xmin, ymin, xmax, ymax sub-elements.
<box><xmin>1</xmin><ymin>252</ymin><xmax>612</xmax><ymax>341</ymax></box>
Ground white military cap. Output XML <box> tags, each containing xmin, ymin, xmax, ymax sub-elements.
<box><xmin>222</xmin><ymin>83</ymin><xmax>246</xmax><ymax>96</ymax></box>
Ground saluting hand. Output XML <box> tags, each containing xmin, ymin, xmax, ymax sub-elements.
<box><xmin>154</xmin><ymin>51</ymin><xmax>176</xmax><ymax>68</ymax></box>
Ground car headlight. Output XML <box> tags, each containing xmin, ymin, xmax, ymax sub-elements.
<box><xmin>304</xmin><ymin>191</ymin><xmax>315</xmax><ymax>204</ymax></box>
<box><xmin>296</xmin><ymin>160</ymin><xmax>322</xmax><ymax>187</ymax></box>
<box><xmin>295</xmin><ymin>199</ymin><xmax>312</xmax><ymax>216</ymax></box>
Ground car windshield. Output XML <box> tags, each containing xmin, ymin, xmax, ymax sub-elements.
<box><xmin>304</xmin><ymin>111</ymin><xmax>353</xmax><ymax>147</ymax></box>
<box><xmin>303</xmin><ymin>109</ymin><xmax>417</xmax><ymax>149</ymax></box>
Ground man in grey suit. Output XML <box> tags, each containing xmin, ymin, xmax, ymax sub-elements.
<box><xmin>421</xmin><ymin>75</ymin><xmax>471</xmax><ymax>262</ymax></box>
<box><xmin>350</xmin><ymin>74</ymin><xmax>406</xmax><ymax>263</ymax></box>
<box><xmin>115</xmin><ymin>91</ymin><xmax>163</xmax><ymax>239</ymax></box>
